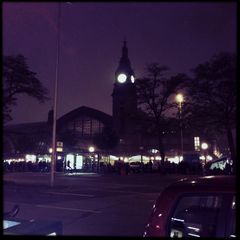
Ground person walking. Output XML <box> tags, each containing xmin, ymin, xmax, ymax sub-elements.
<box><xmin>67</xmin><ymin>160</ymin><xmax>72</xmax><ymax>173</ymax></box>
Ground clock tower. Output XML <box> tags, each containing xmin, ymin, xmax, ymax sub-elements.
<box><xmin>112</xmin><ymin>41</ymin><xmax>137</xmax><ymax>141</ymax></box>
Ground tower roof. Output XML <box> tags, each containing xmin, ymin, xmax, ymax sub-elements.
<box><xmin>115</xmin><ymin>40</ymin><xmax>134</xmax><ymax>76</ymax></box>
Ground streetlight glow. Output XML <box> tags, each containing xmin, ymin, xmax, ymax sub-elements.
<box><xmin>176</xmin><ymin>93</ymin><xmax>184</xmax><ymax>158</ymax></box>
<box><xmin>201</xmin><ymin>142</ymin><xmax>208</xmax><ymax>150</ymax></box>
<box><xmin>201</xmin><ymin>142</ymin><xmax>209</xmax><ymax>166</ymax></box>
<box><xmin>88</xmin><ymin>146</ymin><xmax>95</xmax><ymax>153</ymax></box>
<box><xmin>176</xmin><ymin>93</ymin><xmax>184</xmax><ymax>103</ymax></box>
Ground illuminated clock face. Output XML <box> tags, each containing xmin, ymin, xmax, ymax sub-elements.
<box><xmin>117</xmin><ymin>73</ymin><xmax>127</xmax><ymax>83</ymax></box>
<box><xmin>131</xmin><ymin>75</ymin><xmax>135</xmax><ymax>83</ymax></box>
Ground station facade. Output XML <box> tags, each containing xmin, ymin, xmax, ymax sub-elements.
<box><xmin>4</xmin><ymin>41</ymin><xmax>203</xmax><ymax>171</ymax></box>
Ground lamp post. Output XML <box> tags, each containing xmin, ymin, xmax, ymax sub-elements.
<box><xmin>88</xmin><ymin>146</ymin><xmax>95</xmax><ymax>172</ymax></box>
<box><xmin>201</xmin><ymin>142</ymin><xmax>208</xmax><ymax>166</ymax></box>
<box><xmin>51</xmin><ymin>2</ymin><xmax>62</xmax><ymax>187</ymax></box>
<box><xmin>176</xmin><ymin>93</ymin><xmax>184</xmax><ymax>159</ymax></box>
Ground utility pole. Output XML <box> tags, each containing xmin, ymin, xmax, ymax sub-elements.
<box><xmin>51</xmin><ymin>2</ymin><xmax>61</xmax><ymax>187</ymax></box>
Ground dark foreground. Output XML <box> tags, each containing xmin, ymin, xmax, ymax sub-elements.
<box><xmin>4</xmin><ymin>172</ymin><xmax>194</xmax><ymax>236</ymax></box>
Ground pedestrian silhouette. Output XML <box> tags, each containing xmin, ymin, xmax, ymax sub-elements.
<box><xmin>67</xmin><ymin>160</ymin><xmax>72</xmax><ymax>173</ymax></box>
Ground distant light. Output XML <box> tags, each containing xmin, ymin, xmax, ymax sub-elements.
<box><xmin>194</xmin><ymin>136</ymin><xmax>200</xmax><ymax>151</ymax></box>
<box><xmin>131</xmin><ymin>75</ymin><xmax>135</xmax><ymax>83</ymax></box>
<box><xmin>187</xmin><ymin>226</ymin><xmax>200</xmax><ymax>232</ymax></box>
<box><xmin>88</xmin><ymin>146</ymin><xmax>95</xmax><ymax>153</ymax></box>
<box><xmin>171</xmin><ymin>217</ymin><xmax>184</xmax><ymax>222</ymax></box>
<box><xmin>187</xmin><ymin>233</ymin><xmax>200</xmax><ymax>237</ymax></box>
<box><xmin>201</xmin><ymin>142</ymin><xmax>208</xmax><ymax>150</ymax></box>
<box><xmin>207</xmin><ymin>155</ymin><xmax>212</xmax><ymax>160</ymax></box>
<box><xmin>205</xmin><ymin>176</ymin><xmax>214</xmax><ymax>179</ymax></box>
<box><xmin>151</xmin><ymin>149</ymin><xmax>158</xmax><ymax>154</ymax></box>
<box><xmin>176</xmin><ymin>93</ymin><xmax>184</xmax><ymax>103</ymax></box>
<box><xmin>56</xmin><ymin>147</ymin><xmax>63</xmax><ymax>152</ymax></box>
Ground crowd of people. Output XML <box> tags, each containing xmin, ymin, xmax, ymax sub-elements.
<box><xmin>3</xmin><ymin>158</ymin><xmax>232</xmax><ymax>176</ymax></box>
<box><xmin>3</xmin><ymin>160</ymin><xmax>63</xmax><ymax>173</ymax></box>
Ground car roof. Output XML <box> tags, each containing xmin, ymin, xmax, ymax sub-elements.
<box><xmin>206</xmin><ymin>156</ymin><xmax>230</xmax><ymax>166</ymax></box>
<box><xmin>165</xmin><ymin>175</ymin><xmax>236</xmax><ymax>194</ymax></box>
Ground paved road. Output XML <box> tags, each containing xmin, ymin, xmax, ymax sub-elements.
<box><xmin>4</xmin><ymin>172</ymin><xmax>193</xmax><ymax>236</ymax></box>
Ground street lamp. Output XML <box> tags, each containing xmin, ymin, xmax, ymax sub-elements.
<box><xmin>88</xmin><ymin>146</ymin><xmax>95</xmax><ymax>172</ymax></box>
<box><xmin>51</xmin><ymin>2</ymin><xmax>62</xmax><ymax>187</ymax></box>
<box><xmin>176</xmin><ymin>93</ymin><xmax>184</xmax><ymax>158</ymax></box>
<box><xmin>201</xmin><ymin>142</ymin><xmax>208</xmax><ymax>166</ymax></box>
<box><xmin>88</xmin><ymin>146</ymin><xmax>95</xmax><ymax>153</ymax></box>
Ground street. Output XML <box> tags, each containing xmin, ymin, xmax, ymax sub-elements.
<box><xmin>4</xmin><ymin>172</ymin><xmax>191</xmax><ymax>236</ymax></box>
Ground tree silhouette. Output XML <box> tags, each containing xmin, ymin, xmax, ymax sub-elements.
<box><xmin>3</xmin><ymin>54</ymin><xmax>49</xmax><ymax>124</ymax></box>
<box><xmin>185</xmin><ymin>52</ymin><xmax>236</xmax><ymax>171</ymax></box>
<box><xmin>135</xmin><ymin>63</ymin><xmax>187</xmax><ymax>166</ymax></box>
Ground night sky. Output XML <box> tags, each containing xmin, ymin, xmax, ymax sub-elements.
<box><xmin>3</xmin><ymin>2</ymin><xmax>236</xmax><ymax>125</ymax></box>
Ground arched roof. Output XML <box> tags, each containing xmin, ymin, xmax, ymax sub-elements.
<box><xmin>57</xmin><ymin>106</ymin><xmax>113</xmax><ymax>127</ymax></box>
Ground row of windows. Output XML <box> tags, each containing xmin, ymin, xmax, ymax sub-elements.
<box><xmin>67</xmin><ymin>117</ymin><xmax>104</xmax><ymax>137</ymax></box>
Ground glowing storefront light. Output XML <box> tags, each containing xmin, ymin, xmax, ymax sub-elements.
<box><xmin>49</xmin><ymin>147</ymin><xmax>63</xmax><ymax>153</ymax></box>
<box><xmin>56</xmin><ymin>147</ymin><xmax>63</xmax><ymax>152</ymax></box>
<box><xmin>76</xmin><ymin>155</ymin><xmax>83</xmax><ymax>169</ymax></box>
<box><xmin>25</xmin><ymin>154</ymin><xmax>37</xmax><ymax>163</ymax></box>
<box><xmin>66</xmin><ymin>154</ymin><xmax>74</xmax><ymax>170</ymax></box>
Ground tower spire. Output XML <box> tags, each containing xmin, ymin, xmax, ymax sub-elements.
<box><xmin>122</xmin><ymin>39</ymin><xmax>128</xmax><ymax>60</ymax></box>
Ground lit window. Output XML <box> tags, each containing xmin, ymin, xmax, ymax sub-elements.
<box><xmin>194</xmin><ymin>137</ymin><xmax>200</xmax><ymax>151</ymax></box>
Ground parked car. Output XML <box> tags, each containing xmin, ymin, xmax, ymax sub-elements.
<box><xmin>143</xmin><ymin>175</ymin><xmax>236</xmax><ymax>238</ymax></box>
<box><xmin>204</xmin><ymin>156</ymin><xmax>233</xmax><ymax>175</ymax></box>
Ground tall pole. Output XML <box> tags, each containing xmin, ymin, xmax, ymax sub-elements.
<box><xmin>179</xmin><ymin>101</ymin><xmax>184</xmax><ymax>157</ymax></box>
<box><xmin>176</xmin><ymin>93</ymin><xmax>184</xmax><ymax>162</ymax></box>
<box><xmin>51</xmin><ymin>2</ymin><xmax>61</xmax><ymax>187</ymax></box>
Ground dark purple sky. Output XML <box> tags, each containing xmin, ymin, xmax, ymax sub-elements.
<box><xmin>3</xmin><ymin>2</ymin><xmax>236</xmax><ymax>125</ymax></box>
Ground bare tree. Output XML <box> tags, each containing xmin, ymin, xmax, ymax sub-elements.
<box><xmin>135</xmin><ymin>63</ymin><xmax>187</xmax><ymax>166</ymax></box>
<box><xmin>185</xmin><ymin>52</ymin><xmax>236</xmax><ymax>171</ymax></box>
